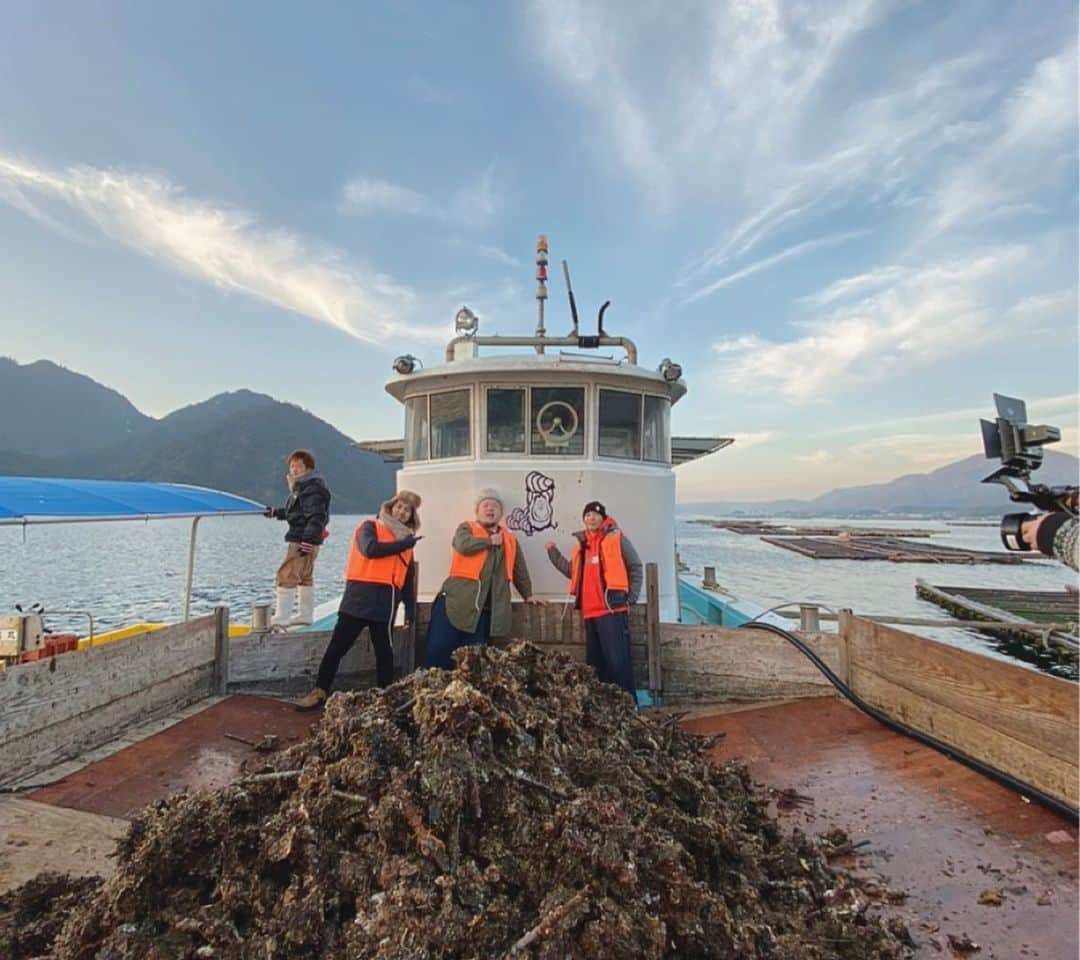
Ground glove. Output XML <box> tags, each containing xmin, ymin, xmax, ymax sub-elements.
<box><xmin>263</xmin><ymin>507</ymin><xmax>276</xmax><ymax>518</ymax></box>
<box><xmin>298</xmin><ymin>542</ymin><xmax>316</xmax><ymax>555</ymax></box>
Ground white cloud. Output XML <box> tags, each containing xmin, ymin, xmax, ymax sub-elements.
<box><xmin>340</xmin><ymin>177</ymin><xmax>428</xmax><ymax>216</ymax></box>
<box><xmin>0</xmin><ymin>152</ymin><xmax>443</xmax><ymax>344</ymax></box>
<box><xmin>793</xmin><ymin>449</ymin><xmax>830</xmax><ymax>464</ymax></box>
<box><xmin>848</xmin><ymin>432</ymin><xmax>983</xmax><ymax>466</ymax></box>
<box><xmin>711</xmin><ymin>246</ymin><xmax>1031</xmax><ymax>400</ymax></box>
<box><xmin>730</xmin><ymin>431</ymin><xmax>778</xmax><ymax>449</ymax></box>
<box><xmin>340</xmin><ymin>163</ymin><xmax>506</xmax><ymax>228</ymax></box>
<box><xmin>929</xmin><ymin>41</ymin><xmax>1078</xmax><ymax>232</ymax></box>
<box><xmin>682</xmin><ymin>229</ymin><xmax>868</xmax><ymax>302</ymax></box>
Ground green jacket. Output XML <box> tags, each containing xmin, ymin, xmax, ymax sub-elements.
<box><xmin>440</xmin><ymin>522</ymin><xmax>533</xmax><ymax>638</ymax></box>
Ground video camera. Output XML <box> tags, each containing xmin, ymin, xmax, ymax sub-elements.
<box><xmin>980</xmin><ymin>393</ymin><xmax>1078</xmax><ymax>551</ymax></box>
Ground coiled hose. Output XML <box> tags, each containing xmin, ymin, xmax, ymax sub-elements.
<box><xmin>739</xmin><ymin>619</ymin><xmax>1078</xmax><ymax>823</ymax></box>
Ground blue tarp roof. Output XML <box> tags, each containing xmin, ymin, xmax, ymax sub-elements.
<box><xmin>0</xmin><ymin>477</ymin><xmax>265</xmax><ymax>522</ymax></box>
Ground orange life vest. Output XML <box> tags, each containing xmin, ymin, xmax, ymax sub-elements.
<box><xmin>448</xmin><ymin>521</ymin><xmax>517</xmax><ymax>583</ymax></box>
<box><xmin>569</xmin><ymin>528</ymin><xmax>628</xmax><ymax>596</ymax></box>
<box><xmin>344</xmin><ymin>520</ymin><xmax>413</xmax><ymax>588</ymax></box>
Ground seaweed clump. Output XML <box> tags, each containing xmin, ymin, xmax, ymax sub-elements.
<box><xmin>35</xmin><ymin>641</ymin><xmax>908</xmax><ymax>958</ymax></box>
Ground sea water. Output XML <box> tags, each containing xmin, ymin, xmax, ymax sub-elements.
<box><xmin>3</xmin><ymin>513</ymin><xmax>1075</xmax><ymax>676</ymax></box>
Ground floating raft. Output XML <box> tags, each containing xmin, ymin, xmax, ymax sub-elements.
<box><xmin>761</xmin><ymin>535</ymin><xmax>1030</xmax><ymax>564</ymax></box>
<box><xmin>692</xmin><ymin>520</ymin><xmax>941</xmax><ymax>538</ymax></box>
<box><xmin>916</xmin><ymin>580</ymin><xmax>1079</xmax><ymax>655</ymax></box>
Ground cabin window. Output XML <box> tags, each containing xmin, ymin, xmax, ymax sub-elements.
<box><xmin>598</xmin><ymin>389</ymin><xmax>642</xmax><ymax>460</ymax></box>
<box><xmin>430</xmin><ymin>389</ymin><xmax>472</xmax><ymax>459</ymax></box>
<box><xmin>404</xmin><ymin>395</ymin><xmax>429</xmax><ymax>461</ymax></box>
<box><xmin>643</xmin><ymin>395</ymin><xmax>670</xmax><ymax>463</ymax></box>
<box><xmin>530</xmin><ymin>386</ymin><xmax>585</xmax><ymax>456</ymax></box>
<box><xmin>486</xmin><ymin>388</ymin><xmax>526</xmax><ymax>453</ymax></box>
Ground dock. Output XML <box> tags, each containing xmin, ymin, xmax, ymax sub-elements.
<box><xmin>760</xmin><ymin>535</ymin><xmax>1031</xmax><ymax>563</ymax></box>
<box><xmin>691</xmin><ymin>519</ymin><xmax>941</xmax><ymax>537</ymax></box>
<box><xmin>916</xmin><ymin>580</ymin><xmax>1079</xmax><ymax>655</ymax></box>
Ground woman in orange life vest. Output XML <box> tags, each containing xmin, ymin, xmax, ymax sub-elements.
<box><xmin>424</xmin><ymin>488</ymin><xmax>544</xmax><ymax>670</ymax></box>
<box><xmin>546</xmin><ymin>500</ymin><xmax>643</xmax><ymax>699</ymax></box>
<box><xmin>296</xmin><ymin>491</ymin><xmax>421</xmax><ymax>711</ymax></box>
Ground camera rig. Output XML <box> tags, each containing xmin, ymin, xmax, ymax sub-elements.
<box><xmin>980</xmin><ymin>393</ymin><xmax>1077</xmax><ymax>551</ymax></box>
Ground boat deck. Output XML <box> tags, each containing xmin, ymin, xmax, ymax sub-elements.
<box><xmin>684</xmin><ymin>698</ymin><xmax>1077</xmax><ymax>959</ymax></box>
<box><xmin>3</xmin><ymin>694</ymin><xmax>1076</xmax><ymax>958</ymax></box>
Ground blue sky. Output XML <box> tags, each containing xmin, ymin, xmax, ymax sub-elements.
<box><xmin>0</xmin><ymin>0</ymin><xmax>1076</xmax><ymax>500</ymax></box>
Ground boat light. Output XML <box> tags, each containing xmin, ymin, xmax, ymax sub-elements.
<box><xmin>393</xmin><ymin>354</ymin><xmax>421</xmax><ymax>375</ymax></box>
<box><xmin>455</xmin><ymin>306</ymin><xmax>479</xmax><ymax>337</ymax></box>
<box><xmin>659</xmin><ymin>358</ymin><xmax>683</xmax><ymax>382</ymax></box>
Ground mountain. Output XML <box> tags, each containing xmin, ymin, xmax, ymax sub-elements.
<box><xmin>681</xmin><ymin>450</ymin><xmax>1079</xmax><ymax>517</ymax></box>
<box><xmin>0</xmin><ymin>357</ymin><xmax>154</xmax><ymax>456</ymax></box>
<box><xmin>0</xmin><ymin>359</ymin><xmax>396</xmax><ymax>514</ymax></box>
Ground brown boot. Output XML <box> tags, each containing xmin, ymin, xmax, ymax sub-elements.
<box><xmin>295</xmin><ymin>687</ymin><xmax>327</xmax><ymax>711</ymax></box>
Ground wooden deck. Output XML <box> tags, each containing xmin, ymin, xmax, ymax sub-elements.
<box><xmin>684</xmin><ymin>698</ymin><xmax>1078</xmax><ymax>959</ymax></box>
<box><xmin>762</xmin><ymin>535</ymin><xmax>1031</xmax><ymax>563</ymax></box>
<box><xmin>7</xmin><ymin>694</ymin><xmax>1076</xmax><ymax>958</ymax></box>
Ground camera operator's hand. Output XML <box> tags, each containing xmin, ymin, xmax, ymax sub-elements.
<box><xmin>1019</xmin><ymin>514</ymin><xmax>1048</xmax><ymax>551</ymax></box>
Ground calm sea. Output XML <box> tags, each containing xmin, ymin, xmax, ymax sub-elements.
<box><xmin>3</xmin><ymin>513</ymin><xmax>1076</xmax><ymax>677</ymax></box>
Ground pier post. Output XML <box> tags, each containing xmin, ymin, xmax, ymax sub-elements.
<box><xmin>213</xmin><ymin>605</ymin><xmax>230</xmax><ymax>695</ymax></box>
<box><xmin>799</xmin><ymin>604</ymin><xmax>821</xmax><ymax>632</ymax></box>
<box><xmin>645</xmin><ymin>563</ymin><xmax>662</xmax><ymax>704</ymax></box>
<box><xmin>702</xmin><ymin>566</ymin><xmax>719</xmax><ymax>591</ymax></box>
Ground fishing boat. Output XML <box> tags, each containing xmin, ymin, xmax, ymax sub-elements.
<box><xmin>1</xmin><ymin>239</ymin><xmax>1076</xmax><ymax>957</ymax></box>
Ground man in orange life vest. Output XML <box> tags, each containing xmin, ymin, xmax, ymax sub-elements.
<box><xmin>424</xmin><ymin>488</ymin><xmax>543</xmax><ymax>669</ymax></box>
<box><xmin>296</xmin><ymin>491</ymin><xmax>421</xmax><ymax>710</ymax></box>
<box><xmin>546</xmin><ymin>500</ymin><xmax>643</xmax><ymax>699</ymax></box>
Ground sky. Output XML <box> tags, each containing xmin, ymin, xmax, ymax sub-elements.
<box><xmin>0</xmin><ymin>0</ymin><xmax>1076</xmax><ymax>501</ymax></box>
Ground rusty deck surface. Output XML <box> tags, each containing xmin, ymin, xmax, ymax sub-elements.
<box><xmin>683</xmin><ymin>697</ymin><xmax>1078</xmax><ymax>960</ymax></box>
<box><xmin>29</xmin><ymin>695</ymin><xmax>317</xmax><ymax>819</ymax></box>
<box><xmin>22</xmin><ymin>693</ymin><xmax>1079</xmax><ymax>957</ymax></box>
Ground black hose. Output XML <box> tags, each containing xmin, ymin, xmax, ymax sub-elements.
<box><xmin>738</xmin><ymin>620</ymin><xmax>1079</xmax><ymax>823</ymax></box>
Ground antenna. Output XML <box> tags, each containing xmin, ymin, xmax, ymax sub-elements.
<box><xmin>535</xmin><ymin>235</ymin><xmax>548</xmax><ymax>354</ymax></box>
<box><xmin>562</xmin><ymin>259</ymin><xmax>579</xmax><ymax>336</ymax></box>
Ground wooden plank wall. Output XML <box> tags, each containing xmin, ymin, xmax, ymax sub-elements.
<box><xmin>0</xmin><ymin>614</ymin><xmax>221</xmax><ymax>787</ymax></box>
<box><xmin>660</xmin><ymin>624</ymin><xmax>839</xmax><ymax>704</ymax></box>
<box><xmin>227</xmin><ymin>626</ymin><xmax>413</xmax><ymax>694</ymax></box>
<box><xmin>843</xmin><ymin>615</ymin><xmax>1079</xmax><ymax>808</ymax></box>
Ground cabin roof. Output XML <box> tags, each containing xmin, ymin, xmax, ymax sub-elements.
<box><xmin>383</xmin><ymin>353</ymin><xmax>687</xmax><ymax>404</ymax></box>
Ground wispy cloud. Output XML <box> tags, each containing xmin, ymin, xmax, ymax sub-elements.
<box><xmin>710</xmin><ymin>246</ymin><xmax>1032</xmax><ymax>401</ymax></box>
<box><xmin>340</xmin><ymin>177</ymin><xmax>427</xmax><ymax>216</ymax></box>
<box><xmin>929</xmin><ymin>41</ymin><xmax>1078</xmax><ymax>232</ymax></box>
<box><xmin>793</xmin><ymin>449</ymin><xmax>830</xmax><ymax>464</ymax></box>
<box><xmin>682</xmin><ymin>229</ymin><xmax>868</xmax><ymax>302</ymax></box>
<box><xmin>340</xmin><ymin>163</ymin><xmax>506</xmax><ymax>228</ymax></box>
<box><xmin>0</xmin><ymin>152</ymin><xmax>442</xmax><ymax>344</ymax></box>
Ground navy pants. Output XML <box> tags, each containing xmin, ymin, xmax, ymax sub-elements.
<box><xmin>424</xmin><ymin>594</ymin><xmax>492</xmax><ymax>669</ymax></box>
<box><xmin>585</xmin><ymin>611</ymin><xmax>636</xmax><ymax>698</ymax></box>
<box><xmin>317</xmin><ymin>611</ymin><xmax>393</xmax><ymax>690</ymax></box>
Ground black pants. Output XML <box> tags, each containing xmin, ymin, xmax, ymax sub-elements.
<box><xmin>316</xmin><ymin>611</ymin><xmax>393</xmax><ymax>691</ymax></box>
<box><xmin>584</xmin><ymin>611</ymin><xmax>636</xmax><ymax>699</ymax></box>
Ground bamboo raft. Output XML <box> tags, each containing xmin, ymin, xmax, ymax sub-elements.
<box><xmin>916</xmin><ymin>580</ymin><xmax>1079</xmax><ymax>654</ymax></box>
<box><xmin>692</xmin><ymin>519</ymin><xmax>941</xmax><ymax>537</ymax></box>
<box><xmin>762</xmin><ymin>535</ymin><xmax>1032</xmax><ymax>563</ymax></box>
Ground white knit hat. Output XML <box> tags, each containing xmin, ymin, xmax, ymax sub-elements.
<box><xmin>474</xmin><ymin>488</ymin><xmax>504</xmax><ymax>510</ymax></box>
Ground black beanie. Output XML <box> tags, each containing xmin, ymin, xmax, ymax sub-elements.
<box><xmin>582</xmin><ymin>501</ymin><xmax>607</xmax><ymax>519</ymax></box>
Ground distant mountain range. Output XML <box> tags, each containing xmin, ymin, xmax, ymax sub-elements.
<box><xmin>0</xmin><ymin>358</ymin><xmax>397</xmax><ymax>513</ymax></box>
<box><xmin>680</xmin><ymin>449</ymin><xmax>1079</xmax><ymax>517</ymax></box>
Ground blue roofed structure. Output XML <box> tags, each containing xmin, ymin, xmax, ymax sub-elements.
<box><xmin>0</xmin><ymin>477</ymin><xmax>264</xmax><ymax>522</ymax></box>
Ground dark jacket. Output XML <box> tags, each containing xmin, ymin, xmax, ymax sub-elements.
<box><xmin>338</xmin><ymin>520</ymin><xmax>418</xmax><ymax>625</ymax></box>
<box><xmin>547</xmin><ymin>518</ymin><xmax>643</xmax><ymax>613</ymax></box>
<box><xmin>272</xmin><ymin>470</ymin><xmax>331</xmax><ymax>544</ymax></box>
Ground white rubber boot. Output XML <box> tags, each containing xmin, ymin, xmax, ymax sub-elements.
<box><xmin>290</xmin><ymin>586</ymin><xmax>315</xmax><ymax>626</ymax></box>
<box><xmin>271</xmin><ymin>588</ymin><xmax>296</xmax><ymax>627</ymax></box>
